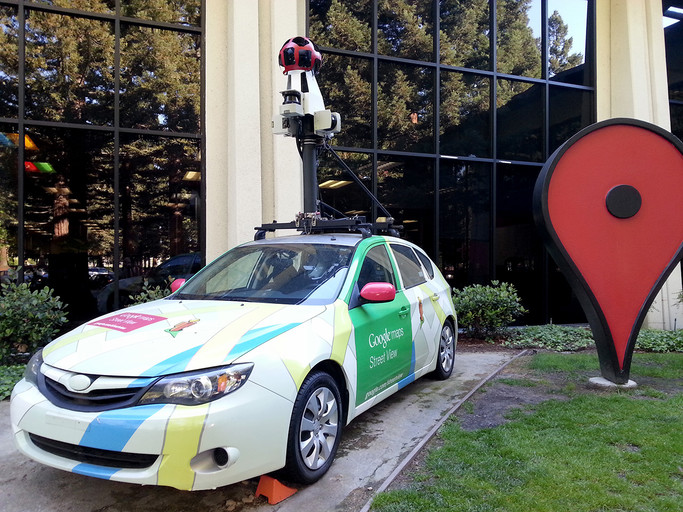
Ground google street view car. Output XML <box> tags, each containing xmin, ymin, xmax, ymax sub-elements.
<box><xmin>11</xmin><ymin>233</ymin><xmax>457</xmax><ymax>490</ymax></box>
<box><xmin>11</xmin><ymin>35</ymin><xmax>457</xmax><ymax>492</ymax></box>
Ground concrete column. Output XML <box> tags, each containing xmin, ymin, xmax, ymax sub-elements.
<box><xmin>596</xmin><ymin>0</ymin><xmax>682</xmax><ymax>330</ymax></box>
<box><xmin>205</xmin><ymin>0</ymin><xmax>265</xmax><ymax>261</ymax></box>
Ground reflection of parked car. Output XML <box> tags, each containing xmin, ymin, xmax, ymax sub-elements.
<box><xmin>96</xmin><ymin>253</ymin><xmax>202</xmax><ymax>313</ymax></box>
<box><xmin>87</xmin><ymin>267</ymin><xmax>114</xmax><ymax>290</ymax></box>
<box><xmin>11</xmin><ymin>234</ymin><xmax>457</xmax><ymax>490</ymax></box>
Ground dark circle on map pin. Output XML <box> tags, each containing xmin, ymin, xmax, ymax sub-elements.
<box><xmin>605</xmin><ymin>185</ymin><xmax>642</xmax><ymax>219</ymax></box>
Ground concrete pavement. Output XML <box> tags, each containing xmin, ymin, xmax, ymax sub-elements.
<box><xmin>1</xmin><ymin>350</ymin><xmax>519</xmax><ymax>512</ymax></box>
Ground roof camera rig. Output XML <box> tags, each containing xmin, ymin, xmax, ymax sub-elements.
<box><xmin>256</xmin><ymin>36</ymin><xmax>400</xmax><ymax>240</ymax></box>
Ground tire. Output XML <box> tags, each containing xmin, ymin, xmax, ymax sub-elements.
<box><xmin>431</xmin><ymin>320</ymin><xmax>456</xmax><ymax>380</ymax></box>
<box><xmin>282</xmin><ymin>371</ymin><xmax>343</xmax><ymax>484</ymax></box>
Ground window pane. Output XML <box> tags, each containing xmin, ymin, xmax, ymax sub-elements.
<box><xmin>440</xmin><ymin>71</ymin><xmax>491</xmax><ymax>157</ymax></box>
<box><xmin>119</xmin><ymin>134</ymin><xmax>201</xmax><ymax>295</ymax></box>
<box><xmin>120</xmin><ymin>24</ymin><xmax>201</xmax><ymax>133</ymax></box>
<box><xmin>28</xmin><ymin>1</ymin><xmax>115</xmax><ymax>14</ymax></box>
<box><xmin>378</xmin><ymin>62</ymin><xmax>434</xmax><ymax>153</ymax></box>
<box><xmin>22</xmin><ymin>127</ymin><xmax>114</xmax><ymax>322</ymax></box>
<box><xmin>440</xmin><ymin>0</ymin><xmax>490</xmax><ymax>70</ymax></box>
<box><xmin>358</xmin><ymin>245</ymin><xmax>395</xmax><ymax>290</ymax></box>
<box><xmin>377</xmin><ymin>156</ymin><xmax>434</xmax><ymax>251</ymax></box>
<box><xmin>0</xmin><ymin>123</ymin><xmax>18</xmax><ymax>283</ymax></box>
<box><xmin>665</xmin><ymin>18</ymin><xmax>682</xmax><ymax>102</ymax></box>
<box><xmin>25</xmin><ymin>11</ymin><xmax>115</xmax><ymax>125</ymax></box>
<box><xmin>318</xmin><ymin>151</ymin><xmax>373</xmax><ymax>220</ymax></box>
<box><xmin>309</xmin><ymin>0</ymin><xmax>372</xmax><ymax>52</ymax></box>
<box><xmin>496</xmin><ymin>163</ymin><xmax>543</xmax><ymax>323</ymax></box>
<box><xmin>121</xmin><ymin>0</ymin><xmax>201</xmax><ymax>27</ymax></box>
<box><xmin>439</xmin><ymin>160</ymin><xmax>490</xmax><ymax>287</ymax></box>
<box><xmin>672</xmin><ymin>103</ymin><xmax>683</xmax><ymax>142</ymax></box>
<box><xmin>378</xmin><ymin>0</ymin><xmax>434</xmax><ymax>62</ymax></box>
<box><xmin>0</xmin><ymin>6</ymin><xmax>18</xmax><ymax>119</ymax></box>
<box><xmin>548</xmin><ymin>0</ymin><xmax>590</xmax><ymax>84</ymax></box>
<box><xmin>390</xmin><ymin>243</ymin><xmax>426</xmax><ymax>288</ymax></box>
<box><xmin>496</xmin><ymin>0</ymin><xmax>541</xmax><ymax>78</ymax></box>
<box><xmin>549</xmin><ymin>84</ymin><xmax>593</xmax><ymax>154</ymax></box>
<box><xmin>497</xmin><ymin>78</ymin><xmax>543</xmax><ymax>162</ymax></box>
<box><xmin>316</xmin><ymin>55</ymin><xmax>373</xmax><ymax>148</ymax></box>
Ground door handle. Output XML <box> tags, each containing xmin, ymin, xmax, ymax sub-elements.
<box><xmin>430</xmin><ymin>293</ymin><xmax>439</xmax><ymax>302</ymax></box>
<box><xmin>398</xmin><ymin>306</ymin><xmax>409</xmax><ymax>318</ymax></box>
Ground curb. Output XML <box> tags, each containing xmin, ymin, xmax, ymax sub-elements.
<box><xmin>358</xmin><ymin>349</ymin><xmax>530</xmax><ymax>512</ymax></box>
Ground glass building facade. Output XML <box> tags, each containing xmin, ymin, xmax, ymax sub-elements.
<box><xmin>308</xmin><ymin>0</ymin><xmax>595</xmax><ymax>323</ymax></box>
<box><xmin>0</xmin><ymin>0</ymin><xmax>203</xmax><ymax>324</ymax></box>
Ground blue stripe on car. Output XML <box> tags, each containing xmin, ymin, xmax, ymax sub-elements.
<box><xmin>79</xmin><ymin>404</ymin><xmax>166</xmax><ymax>452</ymax></box>
<box><xmin>225</xmin><ymin>323</ymin><xmax>300</xmax><ymax>360</ymax></box>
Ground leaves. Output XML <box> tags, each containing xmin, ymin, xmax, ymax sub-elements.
<box><xmin>452</xmin><ymin>281</ymin><xmax>527</xmax><ymax>338</ymax></box>
<box><xmin>0</xmin><ymin>282</ymin><xmax>68</xmax><ymax>365</ymax></box>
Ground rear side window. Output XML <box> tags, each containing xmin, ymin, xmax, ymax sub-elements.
<box><xmin>414</xmin><ymin>248</ymin><xmax>434</xmax><ymax>280</ymax></box>
<box><xmin>390</xmin><ymin>244</ymin><xmax>426</xmax><ymax>288</ymax></box>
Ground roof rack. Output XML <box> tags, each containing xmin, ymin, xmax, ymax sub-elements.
<box><xmin>254</xmin><ymin>212</ymin><xmax>401</xmax><ymax>240</ymax></box>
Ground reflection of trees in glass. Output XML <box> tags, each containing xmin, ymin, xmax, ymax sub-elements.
<box><xmin>24</xmin><ymin>10</ymin><xmax>115</xmax><ymax>125</ymax></box>
<box><xmin>378</xmin><ymin>0</ymin><xmax>433</xmax><ymax>60</ymax></box>
<box><xmin>439</xmin><ymin>0</ymin><xmax>490</xmax><ymax>69</ymax></box>
<box><xmin>0</xmin><ymin>6</ymin><xmax>18</xmax><ymax>118</ymax></box>
<box><xmin>0</xmin><ymin>1</ymin><xmax>202</xmax><ymax>297</ymax></box>
<box><xmin>378</xmin><ymin>63</ymin><xmax>433</xmax><ymax>152</ymax></box>
<box><xmin>121</xmin><ymin>136</ymin><xmax>200</xmax><ymax>264</ymax></box>
<box><xmin>120</xmin><ymin>24</ymin><xmax>201</xmax><ymax>132</ymax></box>
<box><xmin>309</xmin><ymin>0</ymin><xmax>371</xmax><ymax>52</ymax></box>
<box><xmin>548</xmin><ymin>10</ymin><xmax>583</xmax><ymax>76</ymax></box>
<box><xmin>0</xmin><ymin>142</ymin><xmax>17</xmax><ymax>272</ymax></box>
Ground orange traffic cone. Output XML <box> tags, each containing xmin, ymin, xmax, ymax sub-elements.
<box><xmin>255</xmin><ymin>475</ymin><xmax>298</xmax><ymax>505</ymax></box>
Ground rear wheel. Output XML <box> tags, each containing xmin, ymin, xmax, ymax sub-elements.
<box><xmin>431</xmin><ymin>320</ymin><xmax>455</xmax><ymax>380</ymax></box>
<box><xmin>283</xmin><ymin>371</ymin><xmax>343</xmax><ymax>484</ymax></box>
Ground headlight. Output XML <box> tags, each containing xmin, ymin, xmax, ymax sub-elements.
<box><xmin>24</xmin><ymin>349</ymin><xmax>44</xmax><ymax>386</ymax></box>
<box><xmin>138</xmin><ymin>363</ymin><xmax>254</xmax><ymax>406</ymax></box>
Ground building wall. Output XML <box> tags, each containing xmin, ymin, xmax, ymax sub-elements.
<box><xmin>203</xmin><ymin>0</ymin><xmax>681</xmax><ymax>329</ymax></box>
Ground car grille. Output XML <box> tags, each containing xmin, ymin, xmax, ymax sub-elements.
<box><xmin>29</xmin><ymin>433</ymin><xmax>158</xmax><ymax>469</ymax></box>
<box><xmin>40</xmin><ymin>375</ymin><xmax>152</xmax><ymax>412</ymax></box>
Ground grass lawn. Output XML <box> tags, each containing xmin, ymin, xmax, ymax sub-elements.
<box><xmin>371</xmin><ymin>352</ymin><xmax>683</xmax><ymax>512</ymax></box>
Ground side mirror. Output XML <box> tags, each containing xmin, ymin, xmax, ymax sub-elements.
<box><xmin>170</xmin><ymin>278</ymin><xmax>186</xmax><ymax>293</ymax></box>
<box><xmin>359</xmin><ymin>282</ymin><xmax>396</xmax><ymax>303</ymax></box>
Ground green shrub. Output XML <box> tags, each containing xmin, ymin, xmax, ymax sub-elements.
<box><xmin>452</xmin><ymin>281</ymin><xmax>527</xmax><ymax>339</ymax></box>
<box><xmin>130</xmin><ymin>284</ymin><xmax>171</xmax><ymax>305</ymax></box>
<box><xmin>0</xmin><ymin>364</ymin><xmax>25</xmax><ymax>400</ymax></box>
<box><xmin>505</xmin><ymin>324</ymin><xmax>594</xmax><ymax>351</ymax></box>
<box><xmin>0</xmin><ymin>282</ymin><xmax>68</xmax><ymax>365</ymax></box>
<box><xmin>636</xmin><ymin>329</ymin><xmax>683</xmax><ymax>352</ymax></box>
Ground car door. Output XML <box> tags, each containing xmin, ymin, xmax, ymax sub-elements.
<box><xmin>389</xmin><ymin>243</ymin><xmax>438</xmax><ymax>372</ymax></box>
<box><xmin>348</xmin><ymin>243</ymin><xmax>412</xmax><ymax>407</ymax></box>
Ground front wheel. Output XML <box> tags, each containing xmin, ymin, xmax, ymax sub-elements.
<box><xmin>431</xmin><ymin>320</ymin><xmax>456</xmax><ymax>380</ymax></box>
<box><xmin>282</xmin><ymin>371</ymin><xmax>343</xmax><ymax>484</ymax></box>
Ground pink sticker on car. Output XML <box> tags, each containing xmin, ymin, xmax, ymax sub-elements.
<box><xmin>89</xmin><ymin>312</ymin><xmax>167</xmax><ymax>332</ymax></box>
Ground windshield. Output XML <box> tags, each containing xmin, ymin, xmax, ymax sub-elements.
<box><xmin>175</xmin><ymin>243</ymin><xmax>354</xmax><ymax>305</ymax></box>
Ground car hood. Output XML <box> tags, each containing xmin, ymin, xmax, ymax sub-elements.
<box><xmin>42</xmin><ymin>299</ymin><xmax>327</xmax><ymax>377</ymax></box>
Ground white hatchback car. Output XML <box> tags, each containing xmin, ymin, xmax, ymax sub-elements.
<box><xmin>11</xmin><ymin>234</ymin><xmax>457</xmax><ymax>490</ymax></box>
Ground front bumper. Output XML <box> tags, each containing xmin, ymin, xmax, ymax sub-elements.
<box><xmin>10</xmin><ymin>378</ymin><xmax>292</xmax><ymax>490</ymax></box>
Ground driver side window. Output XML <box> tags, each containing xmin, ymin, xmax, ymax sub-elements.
<box><xmin>357</xmin><ymin>245</ymin><xmax>396</xmax><ymax>290</ymax></box>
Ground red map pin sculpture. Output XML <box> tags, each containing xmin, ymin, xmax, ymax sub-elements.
<box><xmin>534</xmin><ymin>118</ymin><xmax>683</xmax><ymax>384</ymax></box>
